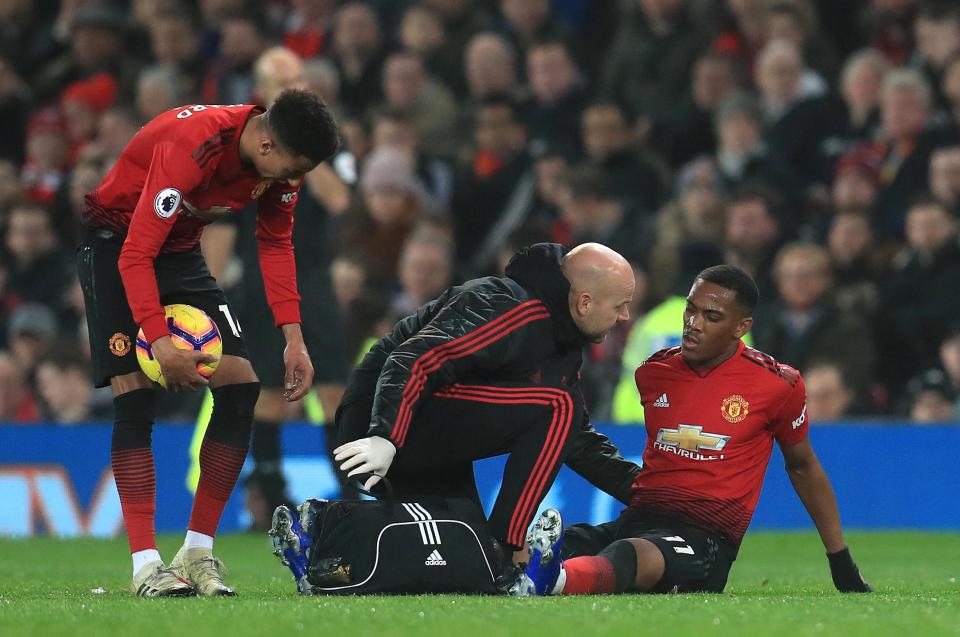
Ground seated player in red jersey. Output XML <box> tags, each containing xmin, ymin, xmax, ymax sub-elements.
<box><xmin>77</xmin><ymin>89</ymin><xmax>340</xmax><ymax>597</ymax></box>
<box><xmin>515</xmin><ymin>265</ymin><xmax>872</xmax><ymax>596</ymax></box>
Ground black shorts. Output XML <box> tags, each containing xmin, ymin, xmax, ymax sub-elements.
<box><xmin>228</xmin><ymin>264</ymin><xmax>348</xmax><ymax>388</ymax></box>
<box><xmin>77</xmin><ymin>228</ymin><xmax>249</xmax><ymax>388</ymax></box>
<box><xmin>562</xmin><ymin>507</ymin><xmax>736</xmax><ymax>593</ymax></box>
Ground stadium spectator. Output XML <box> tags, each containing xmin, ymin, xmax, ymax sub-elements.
<box><xmin>339</xmin><ymin>147</ymin><xmax>434</xmax><ymax>285</ymax></box>
<box><xmin>4</xmin><ymin>203</ymin><xmax>74</xmax><ymax>310</ymax></box>
<box><xmin>371</xmin><ymin>109</ymin><xmax>454</xmax><ymax>209</ymax></box>
<box><xmin>600</xmin><ymin>0</ymin><xmax>703</xmax><ymax>131</ymax></box>
<box><xmin>450</xmin><ymin>94</ymin><xmax>533</xmax><ymax>276</ymax></box>
<box><xmin>555</xmin><ymin>165</ymin><xmax>653</xmax><ymax>265</ymax></box>
<box><xmin>762</xmin><ymin>0</ymin><xmax>841</xmax><ymax>85</ymax></box>
<box><xmin>21</xmin><ymin>108</ymin><xmax>69</xmax><ymax>205</ymax></box>
<box><xmin>649</xmin><ymin>158</ymin><xmax>728</xmax><ymax>299</ymax></box>
<box><xmin>282</xmin><ymin>0</ymin><xmax>336</xmax><ymax>60</ymax></box>
<box><xmin>659</xmin><ymin>51</ymin><xmax>740</xmax><ymax>166</ymax></box>
<box><xmin>580</xmin><ymin>100</ymin><xmax>666</xmax><ymax>213</ymax></box>
<box><xmin>0</xmin><ymin>0</ymin><xmax>58</xmax><ymax>80</ymax></box>
<box><xmin>753</xmin><ymin>242</ymin><xmax>876</xmax><ymax>393</ymax></box>
<box><xmin>464</xmin><ymin>32</ymin><xmax>522</xmax><ymax>101</ymax></box>
<box><xmin>33</xmin><ymin>5</ymin><xmax>138</xmax><ymax>104</ymax></box>
<box><xmin>399</xmin><ymin>3</ymin><xmax>464</xmax><ymax>99</ymax></box>
<box><xmin>330</xmin><ymin>2</ymin><xmax>386</xmax><ymax>115</ymax></box>
<box><xmin>911</xmin><ymin>0</ymin><xmax>960</xmax><ymax>109</ymax></box>
<box><xmin>906</xmin><ymin>368</ymin><xmax>956</xmax><ymax>422</ymax></box>
<box><xmin>380</xmin><ymin>51</ymin><xmax>460</xmax><ymax>159</ymax></box>
<box><xmin>0</xmin><ymin>158</ymin><xmax>23</xmax><ymax>214</ymax></box>
<box><xmin>524</xmin><ymin>39</ymin><xmax>588</xmax><ymax>156</ymax></box>
<box><xmin>722</xmin><ymin>185</ymin><xmax>784</xmax><ymax>302</ymax></box>
<box><xmin>94</xmin><ymin>105</ymin><xmax>143</xmax><ymax>164</ymax></box>
<box><xmin>35</xmin><ymin>346</ymin><xmax>112</xmax><ymax>423</ymax></box>
<box><xmin>831</xmin><ymin>148</ymin><xmax>882</xmax><ymax>215</ymax></box>
<box><xmin>517</xmin><ymin>265</ymin><xmax>872</xmax><ymax>596</ymax></box>
<box><xmin>871</xmin><ymin>68</ymin><xmax>946</xmax><ymax>237</ymax></box>
<box><xmin>826</xmin><ymin>209</ymin><xmax>884</xmax><ymax>314</ymax></box>
<box><xmin>203</xmin><ymin>12</ymin><xmax>268</xmax><ymax>104</ymax></box>
<box><xmin>755</xmin><ymin>39</ymin><xmax>843</xmax><ymax>188</ymax></box>
<box><xmin>148</xmin><ymin>7</ymin><xmax>207</xmax><ymax>102</ymax></box>
<box><xmin>713</xmin><ymin>93</ymin><xmax>800</xmax><ymax>205</ymax></box>
<box><xmin>876</xmin><ymin>196</ymin><xmax>960</xmax><ymax>395</ymax></box>
<box><xmin>60</xmin><ymin>72</ymin><xmax>119</xmax><ymax>163</ymax></box>
<box><xmin>0</xmin><ymin>349</ymin><xmax>39</xmax><ymax>422</ymax></box>
<box><xmin>834</xmin><ymin>48</ymin><xmax>889</xmax><ymax>153</ymax></box>
<box><xmin>928</xmin><ymin>145</ymin><xmax>960</xmax><ymax>213</ymax></box>
<box><xmin>392</xmin><ymin>227</ymin><xmax>455</xmax><ymax>319</ymax></box>
<box><xmin>136</xmin><ymin>66</ymin><xmax>187</xmax><ymax>121</ymax></box>
<box><xmin>496</xmin><ymin>0</ymin><xmax>568</xmax><ymax>61</ymax></box>
<box><xmin>6</xmin><ymin>303</ymin><xmax>58</xmax><ymax>378</ymax></box>
<box><xmin>804</xmin><ymin>361</ymin><xmax>857</xmax><ymax>421</ymax></box>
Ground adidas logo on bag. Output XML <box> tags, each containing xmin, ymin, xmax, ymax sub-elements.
<box><xmin>424</xmin><ymin>550</ymin><xmax>447</xmax><ymax>566</ymax></box>
<box><xmin>653</xmin><ymin>393</ymin><xmax>670</xmax><ymax>408</ymax></box>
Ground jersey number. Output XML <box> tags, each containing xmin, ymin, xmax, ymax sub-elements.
<box><xmin>219</xmin><ymin>304</ymin><xmax>242</xmax><ymax>337</ymax></box>
<box><xmin>662</xmin><ymin>536</ymin><xmax>695</xmax><ymax>555</ymax></box>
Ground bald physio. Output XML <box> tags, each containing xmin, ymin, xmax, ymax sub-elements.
<box><xmin>562</xmin><ymin>243</ymin><xmax>636</xmax><ymax>343</ymax></box>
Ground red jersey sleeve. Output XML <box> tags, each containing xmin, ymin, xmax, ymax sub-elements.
<box><xmin>118</xmin><ymin>142</ymin><xmax>206</xmax><ymax>343</ymax></box>
<box><xmin>769</xmin><ymin>373</ymin><xmax>808</xmax><ymax>447</ymax></box>
<box><xmin>255</xmin><ymin>182</ymin><xmax>301</xmax><ymax>327</ymax></box>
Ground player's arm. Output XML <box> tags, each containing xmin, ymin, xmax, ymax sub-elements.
<box><xmin>256</xmin><ymin>184</ymin><xmax>312</xmax><ymax>401</ymax></box>
<box><xmin>118</xmin><ymin>142</ymin><xmax>215</xmax><ymax>391</ymax></box>
<box><xmin>774</xmin><ymin>376</ymin><xmax>872</xmax><ymax>592</ymax></box>
<box><xmin>565</xmin><ymin>414</ymin><xmax>641</xmax><ymax>504</ymax></box>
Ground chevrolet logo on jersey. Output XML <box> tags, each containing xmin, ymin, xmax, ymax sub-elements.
<box><xmin>655</xmin><ymin>424</ymin><xmax>730</xmax><ymax>460</ymax></box>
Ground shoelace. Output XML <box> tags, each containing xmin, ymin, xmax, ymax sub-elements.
<box><xmin>193</xmin><ymin>556</ymin><xmax>229</xmax><ymax>583</ymax></box>
<box><xmin>147</xmin><ymin>566</ymin><xmax>189</xmax><ymax>587</ymax></box>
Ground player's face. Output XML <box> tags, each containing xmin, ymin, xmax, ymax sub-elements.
<box><xmin>253</xmin><ymin>142</ymin><xmax>317</xmax><ymax>186</ymax></box>
<box><xmin>681</xmin><ymin>280</ymin><xmax>752</xmax><ymax>368</ymax></box>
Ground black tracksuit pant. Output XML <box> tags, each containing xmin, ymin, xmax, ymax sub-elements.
<box><xmin>336</xmin><ymin>381</ymin><xmax>583</xmax><ymax>549</ymax></box>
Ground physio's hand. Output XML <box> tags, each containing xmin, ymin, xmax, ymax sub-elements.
<box><xmin>333</xmin><ymin>436</ymin><xmax>397</xmax><ymax>491</ymax></box>
<box><xmin>281</xmin><ymin>324</ymin><xmax>314</xmax><ymax>401</ymax></box>
<box><xmin>827</xmin><ymin>547</ymin><xmax>873</xmax><ymax>592</ymax></box>
<box><xmin>151</xmin><ymin>335</ymin><xmax>218</xmax><ymax>391</ymax></box>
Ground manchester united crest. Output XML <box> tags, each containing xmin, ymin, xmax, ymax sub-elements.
<box><xmin>721</xmin><ymin>394</ymin><xmax>749</xmax><ymax>423</ymax></box>
<box><xmin>109</xmin><ymin>332</ymin><xmax>131</xmax><ymax>357</ymax></box>
<box><xmin>251</xmin><ymin>179</ymin><xmax>272</xmax><ymax>199</ymax></box>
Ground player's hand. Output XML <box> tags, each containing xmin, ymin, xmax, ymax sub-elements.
<box><xmin>151</xmin><ymin>336</ymin><xmax>218</xmax><ymax>391</ymax></box>
<box><xmin>333</xmin><ymin>436</ymin><xmax>396</xmax><ymax>491</ymax></box>
<box><xmin>827</xmin><ymin>547</ymin><xmax>873</xmax><ymax>592</ymax></box>
<box><xmin>281</xmin><ymin>325</ymin><xmax>314</xmax><ymax>402</ymax></box>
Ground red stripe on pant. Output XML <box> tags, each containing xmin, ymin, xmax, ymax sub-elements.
<box><xmin>432</xmin><ymin>384</ymin><xmax>574</xmax><ymax>547</ymax></box>
<box><xmin>391</xmin><ymin>301</ymin><xmax>550</xmax><ymax>447</ymax></box>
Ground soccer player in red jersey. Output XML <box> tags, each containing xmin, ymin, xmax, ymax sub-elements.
<box><xmin>76</xmin><ymin>89</ymin><xmax>340</xmax><ymax>596</ymax></box>
<box><xmin>517</xmin><ymin>265</ymin><xmax>872</xmax><ymax>595</ymax></box>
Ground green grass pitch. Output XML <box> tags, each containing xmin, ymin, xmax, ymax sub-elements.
<box><xmin>1</xmin><ymin>531</ymin><xmax>958</xmax><ymax>637</ymax></box>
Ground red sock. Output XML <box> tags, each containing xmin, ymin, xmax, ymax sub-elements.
<box><xmin>187</xmin><ymin>438</ymin><xmax>248</xmax><ymax>536</ymax></box>
<box><xmin>112</xmin><ymin>448</ymin><xmax>157</xmax><ymax>553</ymax></box>
<box><xmin>560</xmin><ymin>556</ymin><xmax>617</xmax><ymax>594</ymax></box>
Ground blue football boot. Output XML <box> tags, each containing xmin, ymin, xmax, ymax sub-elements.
<box><xmin>513</xmin><ymin>508</ymin><xmax>564</xmax><ymax>596</ymax></box>
<box><xmin>269</xmin><ymin>499</ymin><xmax>325</xmax><ymax>594</ymax></box>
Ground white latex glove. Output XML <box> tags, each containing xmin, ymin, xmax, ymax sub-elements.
<box><xmin>333</xmin><ymin>436</ymin><xmax>397</xmax><ymax>491</ymax></box>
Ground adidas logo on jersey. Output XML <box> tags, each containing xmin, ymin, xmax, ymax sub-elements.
<box><xmin>653</xmin><ymin>393</ymin><xmax>670</xmax><ymax>408</ymax></box>
<box><xmin>425</xmin><ymin>550</ymin><xmax>446</xmax><ymax>566</ymax></box>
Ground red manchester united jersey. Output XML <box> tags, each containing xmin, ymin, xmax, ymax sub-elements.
<box><xmin>84</xmin><ymin>104</ymin><xmax>302</xmax><ymax>342</ymax></box>
<box><xmin>630</xmin><ymin>341</ymin><xmax>808</xmax><ymax>547</ymax></box>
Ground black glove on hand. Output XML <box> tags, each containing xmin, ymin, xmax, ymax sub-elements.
<box><xmin>827</xmin><ymin>547</ymin><xmax>873</xmax><ymax>592</ymax></box>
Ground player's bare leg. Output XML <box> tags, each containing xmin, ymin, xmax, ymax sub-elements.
<box><xmin>110</xmin><ymin>371</ymin><xmax>194</xmax><ymax>595</ymax></box>
<box><xmin>171</xmin><ymin>355</ymin><xmax>260</xmax><ymax>596</ymax></box>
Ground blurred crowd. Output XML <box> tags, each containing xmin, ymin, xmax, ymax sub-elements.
<box><xmin>1</xmin><ymin>0</ymin><xmax>959</xmax><ymax>426</ymax></box>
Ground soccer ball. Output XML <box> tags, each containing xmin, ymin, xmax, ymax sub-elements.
<box><xmin>136</xmin><ymin>304</ymin><xmax>222</xmax><ymax>387</ymax></box>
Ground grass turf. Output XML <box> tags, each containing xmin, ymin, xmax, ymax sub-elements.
<box><xmin>0</xmin><ymin>531</ymin><xmax>958</xmax><ymax>637</ymax></box>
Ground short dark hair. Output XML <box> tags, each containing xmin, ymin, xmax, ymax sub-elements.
<box><xmin>264</xmin><ymin>89</ymin><xmax>341</xmax><ymax>164</ymax></box>
<box><xmin>477</xmin><ymin>92</ymin><xmax>520</xmax><ymax>120</ymax></box>
<box><xmin>695</xmin><ymin>264</ymin><xmax>759</xmax><ymax>315</ymax></box>
<box><xmin>565</xmin><ymin>165</ymin><xmax>612</xmax><ymax>201</ymax></box>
